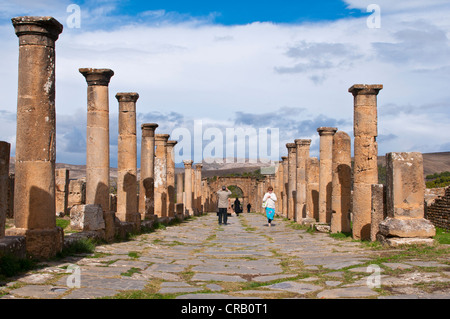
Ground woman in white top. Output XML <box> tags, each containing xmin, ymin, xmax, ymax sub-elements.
<box><xmin>262</xmin><ymin>186</ymin><xmax>277</xmax><ymax>226</ymax></box>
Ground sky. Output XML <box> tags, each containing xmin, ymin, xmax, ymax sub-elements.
<box><xmin>1</xmin><ymin>0</ymin><xmax>450</xmax><ymax>167</ymax></box>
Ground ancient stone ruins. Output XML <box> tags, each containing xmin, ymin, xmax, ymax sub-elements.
<box><xmin>0</xmin><ymin>16</ymin><xmax>444</xmax><ymax>261</ymax></box>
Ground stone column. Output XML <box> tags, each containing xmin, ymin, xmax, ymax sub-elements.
<box><xmin>349</xmin><ymin>84</ymin><xmax>382</xmax><ymax>240</ymax></box>
<box><xmin>139</xmin><ymin>123</ymin><xmax>158</xmax><ymax>220</ymax></box>
<box><xmin>281</xmin><ymin>156</ymin><xmax>288</xmax><ymax>218</ymax></box>
<box><xmin>378</xmin><ymin>152</ymin><xmax>436</xmax><ymax>246</ymax></box>
<box><xmin>115</xmin><ymin>93</ymin><xmax>140</xmax><ymax>228</ymax></box>
<box><xmin>166</xmin><ymin>140</ymin><xmax>177</xmax><ymax>217</ymax></box>
<box><xmin>55</xmin><ymin>168</ymin><xmax>69</xmax><ymax>216</ymax></box>
<box><xmin>286</xmin><ymin>143</ymin><xmax>297</xmax><ymax>220</ymax></box>
<box><xmin>330</xmin><ymin>131</ymin><xmax>352</xmax><ymax>233</ymax></box>
<box><xmin>176</xmin><ymin>173</ymin><xmax>184</xmax><ymax>204</ymax></box>
<box><xmin>295</xmin><ymin>139</ymin><xmax>311</xmax><ymax>222</ymax></box>
<box><xmin>317</xmin><ymin>127</ymin><xmax>337</xmax><ymax>224</ymax></box>
<box><xmin>0</xmin><ymin>142</ymin><xmax>10</xmax><ymax>238</ymax></box>
<box><xmin>183</xmin><ymin>160</ymin><xmax>194</xmax><ymax>215</ymax></box>
<box><xmin>306</xmin><ymin>157</ymin><xmax>320</xmax><ymax>222</ymax></box>
<box><xmin>8</xmin><ymin>16</ymin><xmax>63</xmax><ymax>259</ymax></box>
<box><xmin>154</xmin><ymin>134</ymin><xmax>170</xmax><ymax>218</ymax></box>
<box><xmin>371</xmin><ymin>184</ymin><xmax>386</xmax><ymax>242</ymax></box>
<box><xmin>79</xmin><ymin>68</ymin><xmax>114</xmax><ymax>212</ymax></box>
<box><xmin>275</xmin><ymin>160</ymin><xmax>283</xmax><ymax>214</ymax></box>
<box><xmin>195</xmin><ymin>164</ymin><xmax>203</xmax><ymax>213</ymax></box>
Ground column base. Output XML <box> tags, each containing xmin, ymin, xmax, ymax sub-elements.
<box><xmin>376</xmin><ymin>234</ymin><xmax>435</xmax><ymax>247</ymax></box>
<box><xmin>5</xmin><ymin>227</ymin><xmax>63</xmax><ymax>260</ymax></box>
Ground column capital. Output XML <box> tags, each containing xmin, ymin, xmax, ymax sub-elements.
<box><xmin>348</xmin><ymin>84</ymin><xmax>383</xmax><ymax>96</ymax></box>
<box><xmin>286</xmin><ymin>143</ymin><xmax>296</xmax><ymax>149</ymax></box>
<box><xmin>183</xmin><ymin>160</ymin><xmax>194</xmax><ymax>168</ymax></box>
<box><xmin>195</xmin><ymin>163</ymin><xmax>203</xmax><ymax>170</ymax></box>
<box><xmin>167</xmin><ymin>140</ymin><xmax>178</xmax><ymax>148</ymax></box>
<box><xmin>79</xmin><ymin>68</ymin><xmax>114</xmax><ymax>86</ymax></box>
<box><xmin>141</xmin><ymin>123</ymin><xmax>158</xmax><ymax>137</ymax></box>
<box><xmin>116</xmin><ymin>92</ymin><xmax>139</xmax><ymax>103</ymax></box>
<box><xmin>281</xmin><ymin>156</ymin><xmax>288</xmax><ymax>161</ymax></box>
<box><xmin>295</xmin><ymin>139</ymin><xmax>312</xmax><ymax>147</ymax></box>
<box><xmin>155</xmin><ymin>133</ymin><xmax>170</xmax><ymax>142</ymax></box>
<box><xmin>12</xmin><ymin>16</ymin><xmax>63</xmax><ymax>41</ymax></box>
<box><xmin>317</xmin><ymin>127</ymin><xmax>338</xmax><ymax>136</ymax></box>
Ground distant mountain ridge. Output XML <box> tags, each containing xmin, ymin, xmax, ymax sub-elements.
<box><xmin>8</xmin><ymin>152</ymin><xmax>450</xmax><ymax>180</ymax></box>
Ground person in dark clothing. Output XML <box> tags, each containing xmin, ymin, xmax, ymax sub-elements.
<box><xmin>247</xmin><ymin>203</ymin><xmax>251</xmax><ymax>213</ymax></box>
<box><xmin>234</xmin><ymin>198</ymin><xmax>242</xmax><ymax>216</ymax></box>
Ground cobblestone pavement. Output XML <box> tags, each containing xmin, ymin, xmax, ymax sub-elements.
<box><xmin>1</xmin><ymin>213</ymin><xmax>449</xmax><ymax>299</ymax></box>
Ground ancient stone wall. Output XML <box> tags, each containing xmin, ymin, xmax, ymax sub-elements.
<box><xmin>425</xmin><ymin>186</ymin><xmax>450</xmax><ymax>230</ymax></box>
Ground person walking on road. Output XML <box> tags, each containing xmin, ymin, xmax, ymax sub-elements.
<box><xmin>262</xmin><ymin>186</ymin><xmax>277</xmax><ymax>227</ymax></box>
<box><xmin>217</xmin><ymin>186</ymin><xmax>232</xmax><ymax>225</ymax></box>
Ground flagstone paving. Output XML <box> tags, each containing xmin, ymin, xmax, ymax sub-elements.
<box><xmin>1</xmin><ymin>213</ymin><xmax>449</xmax><ymax>299</ymax></box>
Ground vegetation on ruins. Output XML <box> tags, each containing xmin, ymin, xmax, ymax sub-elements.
<box><xmin>426</xmin><ymin>171</ymin><xmax>450</xmax><ymax>188</ymax></box>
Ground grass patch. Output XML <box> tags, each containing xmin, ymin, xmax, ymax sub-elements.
<box><xmin>128</xmin><ymin>251</ymin><xmax>141</xmax><ymax>259</ymax></box>
<box><xmin>121</xmin><ymin>267</ymin><xmax>142</xmax><ymax>277</ymax></box>
<box><xmin>56</xmin><ymin>218</ymin><xmax>70</xmax><ymax>230</ymax></box>
<box><xmin>0</xmin><ymin>254</ymin><xmax>37</xmax><ymax>281</ymax></box>
<box><xmin>56</xmin><ymin>238</ymin><xmax>97</xmax><ymax>259</ymax></box>
<box><xmin>434</xmin><ymin>228</ymin><xmax>450</xmax><ymax>245</ymax></box>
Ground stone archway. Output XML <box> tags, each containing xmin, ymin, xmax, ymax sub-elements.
<box><xmin>206</xmin><ymin>177</ymin><xmax>259</xmax><ymax>213</ymax></box>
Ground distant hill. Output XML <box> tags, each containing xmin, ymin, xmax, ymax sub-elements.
<box><xmin>377</xmin><ymin>152</ymin><xmax>450</xmax><ymax>176</ymax></box>
<box><xmin>9</xmin><ymin>152</ymin><xmax>450</xmax><ymax>180</ymax></box>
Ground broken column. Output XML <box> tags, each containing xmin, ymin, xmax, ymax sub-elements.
<box><xmin>306</xmin><ymin>157</ymin><xmax>320</xmax><ymax>222</ymax></box>
<box><xmin>295</xmin><ymin>139</ymin><xmax>311</xmax><ymax>222</ymax></box>
<box><xmin>0</xmin><ymin>142</ymin><xmax>10</xmax><ymax>238</ymax></box>
<box><xmin>55</xmin><ymin>168</ymin><xmax>69</xmax><ymax>216</ymax></box>
<box><xmin>330</xmin><ymin>131</ymin><xmax>352</xmax><ymax>233</ymax></box>
<box><xmin>349</xmin><ymin>84</ymin><xmax>382</xmax><ymax>240</ymax></box>
<box><xmin>166</xmin><ymin>140</ymin><xmax>177</xmax><ymax>218</ymax></box>
<box><xmin>139</xmin><ymin>123</ymin><xmax>158</xmax><ymax>220</ymax></box>
<box><xmin>154</xmin><ymin>134</ymin><xmax>170</xmax><ymax>218</ymax></box>
<box><xmin>281</xmin><ymin>156</ymin><xmax>288</xmax><ymax>218</ymax></box>
<box><xmin>317</xmin><ymin>127</ymin><xmax>337</xmax><ymax>224</ymax></box>
<box><xmin>371</xmin><ymin>184</ymin><xmax>386</xmax><ymax>242</ymax></box>
<box><xmin>7</xmin><ymin>16</ymin><xmax>64</xmax><ymax>259</ymax></box>
<box><xmin>183</xmin><ymin>160</ymin><xmax>193</xmax><ymax>215</ymax></box>
<box><xmin>286</xmin><ymin>143</ymin><xmax>297</xmax><ymax>220</ymax></box>
<box><xmin>377</xmin><ymin>152</ymin><xmax>436</xmax><ymax>246</ymax></box>
<box><xmin>79</xmin><ymin>68</ymin><xmax>114</xmax><ymax>212</ymax></box>
<box><xmin>115</xmin><ymin>92</ymin><xmax>140</xmax><ymax>228</ymax></box>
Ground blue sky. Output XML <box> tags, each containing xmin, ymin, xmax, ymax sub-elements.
<box><xmin>1</xmin><ymin>0</ymin><xmax>450</xmax><ymax>167</ymax></box>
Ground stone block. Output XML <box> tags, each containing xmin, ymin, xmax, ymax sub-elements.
<box><xmin>0</xmin><ymin>236</ymin><xmax>26</xmax><ymax>259</ymax></box>
<box><xmin>378</xmin><ymin>217</ymin><xmax>436</xmax><ymax>238</ymax></box>
<box><xmin>371</xmin><ymin>184</ymin><xmax>386</xmax><ymax>241</ymax></box>
<box><xmin>70</xmin><ymin>204</ymin><xmax>105</xmax><ymax>231</ymax></box>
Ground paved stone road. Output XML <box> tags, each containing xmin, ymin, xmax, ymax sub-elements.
<box><xmin>1</xmin><ymin>213</ymin><xmax>449</xmax><ymax>299</ymax></box>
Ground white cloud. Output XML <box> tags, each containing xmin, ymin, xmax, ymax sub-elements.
<box><xmin>1</xmin><ymin>1</ymin><xmax>450</xmax><ymax>165</ymax></box>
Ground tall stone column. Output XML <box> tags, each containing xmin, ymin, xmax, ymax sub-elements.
<box><xmin>295</xmin><ymin>139</ymin><xmax>311</xmax><ymax>222</ymax></box>
<box><xmin>195</xmin><ymin>164</ymin><xmax>203</xmax><ymax>213</ymax></box>
<box><xmin>330</xmin><ymin>131</ymin><xmax>352</xmax><ymax>233</ymax></box>
<box><xmin>0</xmin><ymin>142</ymin><xmax>10</xmax><ymax>238</ymax></box>
<box><xmin>286</xmin><ymin>143</ymin><xmax>297</xmax><ymax>220</ymax></box>
<box><xmin>317</xmin><ymin>127</ymin><xmax>337</xmax><ymax>224</ymax></box>
<box><xmin>281</xmin><ymin>156</ymin><xmax>288</xmax><ymax>218</ymax></box>
<box><xmin>139</xmin><ymin>123</ymin><xmax>158</xmax><ymax>220</ymax></box>
<box><xmin>176</xmin><ymin>173</ymin><xmax>183</xmax><ymax>204</ymax></box>
<box><xmin>80</xmin><ymin>68</ymin><xmax>114</xmax><ymax>212</ymax></box>
<box><xmin>166</xmin><ymin>140</ymin><xmax>177</xmax><ymax>217</ymax></box>
<box><xmin>183</xmin><ymin>160</ymin><xmax>194</xmax><ymax>215</ymax></box>
<box><xmin>154</xmin><ymin>134</ymin><xmax>170</xmax><ymax>218</ymax></box>
<box><xmin>275</xmin><ymin>160</ymin><xmax>283</xmax><ymax>214</ymax></box>
<box><xmin>8</xmin><ymin>16</ymin><xmax>63</xmax><ymax>259</ymax></box>
<box><xmin>116</xmin><ymin>93</ymin><xmax>140</xmax><ymax>228</ymax></box>
<box><xmin>306</xmin><ymin>157</ymin><xmax>320</xmax><ymax>222</ymax></box>
<box><xmin>378</xmin><ymin>152</ymin><xmax>436</xmax><ymax>246</ymax></box>
<box><xmin>349</xmin><ymin>84</ymin><xmax>382</xmax><ymax>240</ymax></box>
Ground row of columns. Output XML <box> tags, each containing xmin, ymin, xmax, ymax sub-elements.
<box><xmin>274</xmin><ymin>84</ymin><xmax>383</xmax><ymax>241</ymax></box>
<box><xmin>3</xmin><ymin>16</ymin><xmax>188</xmax><ymax>259</ymax></box>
